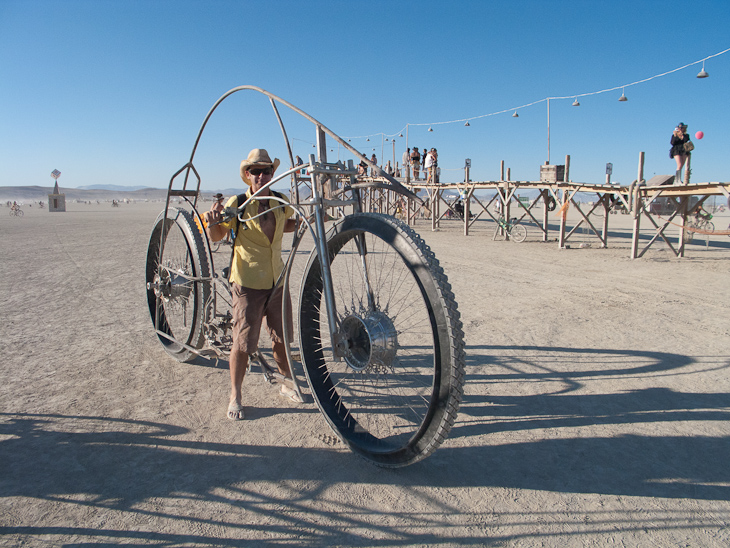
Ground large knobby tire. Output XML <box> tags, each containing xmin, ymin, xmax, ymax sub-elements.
<box><xmin>145</xmin><ymin>208</ymin><xmax>211</xmax><ymax>362</ymax></box>
<box><xmin>299</xmin><ymin>213</ymin><xmax>465</xmax><ymax>467</ymax></box>
<box><xmin>510</xmin><ymin>223</ymin><xmax>527</xmax><ymax>243</ymax></box>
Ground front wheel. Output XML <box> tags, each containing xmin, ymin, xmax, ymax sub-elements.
<box><xmin>299</xmin><ymin>213</ymin><xmax>465</xmax><ymax>467</ymax></box>
<box><xmin>145</xmin><ymin>208</ymin><xmax>211</xmax><ymax>362</ymax></box>
<box><xmin>510</xmin><ymin>223</ymin><xmax>527</xmax><ymax>243</ymax></box>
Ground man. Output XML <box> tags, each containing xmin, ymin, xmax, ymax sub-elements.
<box><xmin>204</xmin><ymin>149</ymin><xmax>301</xmax><ymax>420</ymax></box>
<box><xmin>402</xmin><ymin>148</ymin><xmax>410</xmax><ymax>179</ymax></box>
<box><xmin>425</xmin><ymin>148</ymin><xmax>438</xmax><ymax>184</ymax></box>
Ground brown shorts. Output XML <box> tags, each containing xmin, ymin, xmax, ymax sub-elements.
<box><xmin>231</xmin><ymin>283</ymin><xmax>293</xmax><ymax>354</ymax></box>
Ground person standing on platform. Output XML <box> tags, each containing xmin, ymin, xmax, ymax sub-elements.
<box><xmin>410</xmin><ymin>147</ymin><xmax>421</xmax><ymax>180</ymax></box>
<box><xmin>670</xmin><ymin>122</ymin><xmax>691</xmax><ymax>184</ymax></box>
<box><xmin>424</xmin><ymin>148</ymin><xmax>437</xmax><ymax>184</ymax></box>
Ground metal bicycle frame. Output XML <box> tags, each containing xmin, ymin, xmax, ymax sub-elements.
<box><xmin>152</xmin><ymin>85</ymin><xmax>420</xmax><ymax>390</ymax></box>
<box><xmin>493</xmin><ymin>215</ymin><xmax>518</xmax><ymax>238</ymax></box>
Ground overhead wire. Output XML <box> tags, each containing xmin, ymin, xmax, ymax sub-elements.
<box><xmin>342</xmin><ymin>47</ymin><xmax>730</xmax><ymax>140</ymax></box>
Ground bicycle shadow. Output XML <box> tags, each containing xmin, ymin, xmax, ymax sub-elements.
<box><xmin>433</xmin><ymin>344</ymin><xmax>730</xmax><ymax>500</ymax></box>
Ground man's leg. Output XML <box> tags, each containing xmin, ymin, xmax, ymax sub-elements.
<box><xmin>228</xmin><ymin>283</ymin><xmax>266</xmax><ymax>420</ymax></box>
<box><xmin>266</xmin><ymin>286</ymin><xmax>293</xmax><ymax>378</ymax></box>
<box><xmin>272</xmin><ymin>339</ymin><xmax>302</xmax><ymax>403</ymax></box>
<box><xmin>272</xmin><ymin>340</ymin><xmax>291</xmax><ymax>378</ymax></box>
<box><xmin>265</xmin><ymin>287</ymin><xmax>302</xmax><ymax>403</ymax></box>
<box><xmin>228</xmin><ymin>348</ymin><xmax>248</xmax><ymax>419</ymax></box>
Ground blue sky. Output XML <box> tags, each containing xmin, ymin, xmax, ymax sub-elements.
<box><xmin>2</xmin><ymin>0</ymin><xmax>729</xmax><ymax>192</ymax></box>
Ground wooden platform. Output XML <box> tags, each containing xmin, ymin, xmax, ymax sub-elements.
<box><xmin>289</xmin><ymin>153</ymin><xmax>729</xmax><ymax>259</ymax></box>
<box><xmin>352</xmin><ymin>175</ymin><xmax>730</xmax><ymax>259</ymax></box>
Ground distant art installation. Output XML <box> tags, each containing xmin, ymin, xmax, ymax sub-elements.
<box><xmin>48</xmin><ymin>170</ymin><xmax>66</xmax><ymax>212</ymax></box>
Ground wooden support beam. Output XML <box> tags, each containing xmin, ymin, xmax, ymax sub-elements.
<box><xmin>631</xmin><ymin>152</ymin><xmax>645</xmax><ymax>259</ymax></box>
<box><xmin>631</xmin><ymin>189</ymin><xmax>641</xmax><ymax>259</ymax></box>
<box><xmin>558</xmin><ymin>189</ymin><xmax>568</xmax><ymax>248</ymax></box>
<box><xmin>601</xmin><ymin>194</ymin><xmax>610</xmax><ymax>248</ymax></box>
<box><xmin>542</xmin><ymin>190</ymin><xmax>550</xmax><ymax>242</ymax></box>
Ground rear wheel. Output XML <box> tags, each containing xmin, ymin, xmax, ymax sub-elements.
<box><xmin>299</xmin><ymin>213</ymin><xmax>465</xmax><ymax>467</ymax></box>
<box><xmin>510</xmin><ymin>223</ymin><xmax>527</xmax><ymax>243</ymax></box>
<box><xmin>145</xmin><ymin>208</ymin><xmax>211</xmax><ymax>361</ymax></box>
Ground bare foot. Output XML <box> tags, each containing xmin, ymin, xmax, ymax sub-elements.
<box><xmin>280</xmin><ymin>384</ymin><xmax>303</xmax><ymax>404</ymax></box>
<box><xmin>227</xmin><ymin>399</ymin><xmax>245</xmax><ymax>420</ymax></box>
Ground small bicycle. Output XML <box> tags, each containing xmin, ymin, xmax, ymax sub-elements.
<box><xmin>492</xmin><ymin>215</ymin><xmax>526</xmax><ymax>242</ymax></box>
<box><xmin>9</xmin><ymin>207</ymin><xmax>23</xmax><ymax>217</ymax></box>
<box><xmin>145</xmin><ymin>86</ymin><xmax>465</xmax><ymax>467</ymax></box>
<box><xmin>683</xmin><ymin>209</ymin><xmax>714</xmax><ymax>243</ymax></box>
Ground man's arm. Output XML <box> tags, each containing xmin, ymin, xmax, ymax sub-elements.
<box><xmin>284</xmin><ymin>217</ymin><xmax>300</xmax><ymax>233</ymax></box>
<box><xmin>204</xmin><ymin>202</ymin><xmax>228</xmax><ymax>242</ymax></box>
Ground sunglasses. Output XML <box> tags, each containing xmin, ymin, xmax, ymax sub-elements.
<box><xmin>247</xmin><ymin>167</ymin><xmax>273</xmax><ymax>176</ymax></box>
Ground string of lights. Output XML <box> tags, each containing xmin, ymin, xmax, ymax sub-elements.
<box><xmin>343</xmin><ymin>47</ymin><xmax>730</xmax><ymax>141</ymax></box>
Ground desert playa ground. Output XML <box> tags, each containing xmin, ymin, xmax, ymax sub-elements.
<box><xmin>1</xmin><ymin>200</ymin><xmax>729</xmax><ymax>546</ymax></box>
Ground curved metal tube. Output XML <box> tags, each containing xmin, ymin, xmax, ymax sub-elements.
<box><xmin>185</xmin><ymin>85</ymin><xmax>415</xmax><ymax>200</ymax></box>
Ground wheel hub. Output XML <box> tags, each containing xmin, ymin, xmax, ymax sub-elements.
<box><xmin>339</xmin><ymin>310</ymin><xmax>398</xmax><ymax>372</ymax></box>
<box><xmin>149</xmin><ymin>267</ymin><xmax>192</xmax><ymax>301</ymax></box>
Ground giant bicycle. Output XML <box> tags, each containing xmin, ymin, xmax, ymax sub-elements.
<box><xmin>144</xmin><ymin>86</ymin><xmax>465</xmax><ymax>467</ymax></box>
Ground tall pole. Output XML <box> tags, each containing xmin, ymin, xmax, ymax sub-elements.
<box><xmin>405</xmin><ymin>124</ymin><xmax>410</xmax><ymax>183</ymax></box>
<box><xmin>406</xmin><ymin>124</ymin><xmax>411</xmax><ymax>184</ymax></box>
<box><xmin>547</xmin><ymin>98</ymin><xmax>551</xmax><ymax>165</ymax></box>
<box><xmin>392</xmin><ymin>139</ymin><xmax>396</xmax><ymax>171</ymax></box>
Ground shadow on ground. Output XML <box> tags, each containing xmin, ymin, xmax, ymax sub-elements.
<box><xmin>1</xmin><ymin>346</ymin><xmax>729</xmax><ymax>546</ymax></box>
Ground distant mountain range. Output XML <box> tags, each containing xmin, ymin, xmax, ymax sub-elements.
<box><xmin>75</xmin><ymin>184</ymin><xmax>157</xmax><ymax>191</ymax></box>
<box><xmin>0</xmin><ymin>184</ymin><xmax>291</xmax><ymax>201</ymax></box>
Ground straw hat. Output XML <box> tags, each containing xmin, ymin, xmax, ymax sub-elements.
<box><xmin>239</xmin><ymin>148</ymin><xmax>281</xmax><ymax>185</ymax></box>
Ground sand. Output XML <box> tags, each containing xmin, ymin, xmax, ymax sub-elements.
<box><xmin>1</xmin><ymin>200</ymin><xmax>729</xmax><ymax>547</ymax></box>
